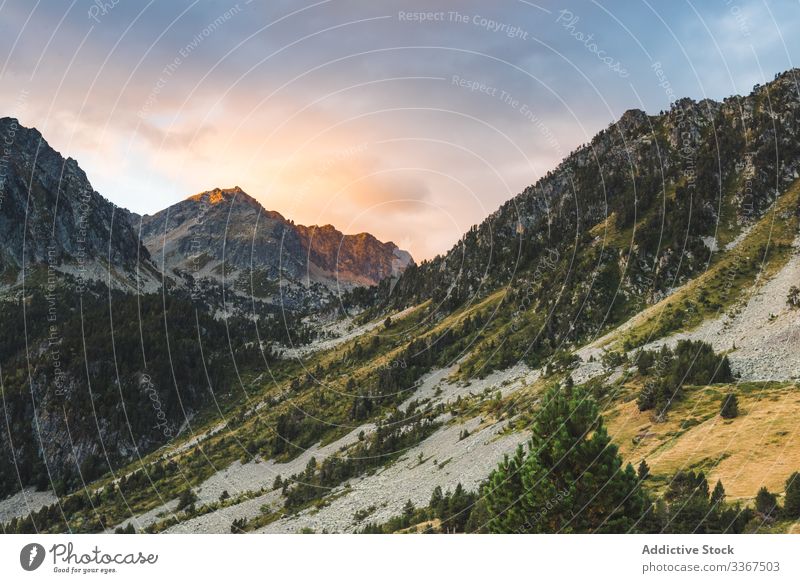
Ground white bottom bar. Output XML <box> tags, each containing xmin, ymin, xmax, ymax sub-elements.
<box><xmin>2</xmin><ymin>534</ymin><xmax>799</xmax><ymax>582</ymax></box>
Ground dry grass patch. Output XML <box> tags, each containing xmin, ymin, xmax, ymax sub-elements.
<box><xmin>606</xmin><ymin>384</ymin><xmax>800</xmax><ymax>499</ymax></box>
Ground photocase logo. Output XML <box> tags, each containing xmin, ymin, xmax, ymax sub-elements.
<box><xmin>20</xmin><ymin>543</ymin><xmax>46</xmax><ymax>571</ymax></box>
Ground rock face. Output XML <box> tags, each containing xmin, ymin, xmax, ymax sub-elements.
<box><xmin>295</xmin><ymin>224</ymin><xmax>412</xmax><ymax>287</ymax></box>
<box><xmin>139</xmin><ymin>186</ymin><xmax>413</xmax><ymax>289</ymax></box>
<box><xmin>0</xmin><ymin>117</ymin><xmax>158</xmax><ymax>291</ymax></box>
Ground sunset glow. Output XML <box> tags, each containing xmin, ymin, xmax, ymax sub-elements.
<box><xmin>1</xmin><ymin>0</ymin><xmax>797</xmax><ymax>259</ymax></box>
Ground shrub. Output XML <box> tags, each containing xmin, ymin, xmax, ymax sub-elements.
<box><xmin>788</xmin><ymin>286</ymin><xmax>800</xmax><ymax>308</ymax></box>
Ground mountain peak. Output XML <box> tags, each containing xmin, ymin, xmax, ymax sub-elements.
<box><xmin>142</xmin><ymin>186</ymin><xmax>413</xmax><ymax>290</ymax></box>
<box><xmin>186</xmin><ymin>186</ymin><xmax>259</xmax><ymax>206</ymax></box>
<box><xmin>614</xmin><ymin>108</ymin><xmax>649</xmax><ymax>132</ymax></box>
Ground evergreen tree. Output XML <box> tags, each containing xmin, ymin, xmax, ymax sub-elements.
<box><xmin>638</xmin><ymin>460</ymin><xmax>650</xmax><ymax>481</ymax></box>
<box><xmin>755</xmin><ymin>487</ymin><xmax>779</xmax><ymax>518</ymax></box>
<box><xmin>788</xmin><ymin>286</ymin><xmax>800</xmax><ymax>308</ymax></box>
<box><xmin>485</xmin><ymin>383</ymin><xmax>649</xmax><ymax>533</ymax></box>
<box><xmin>485</xmin><ymin>445</ymin><xmax>527</xmax><ymax>532</ymax></box>
<box><xmin>663</xmin><ymin>471</ymin><xmax>714</xmax><ymax>533</ymax></box>
<box><xmin>784</xmin><ymin>472</ymin><xmax>800</xmax><ymax>519</ymax></box>
<box><xmin>402</xmin><ymin>499</ymin><xmax>415</xmax><ymax>520</ymax></box>
<box><xmin>711</xmin><ymin>480</ymin><xmax>726</xmax><ymax>507</ymax></box>
<box><xmin>720</xmin><ymin>393</ymin><xmax>738</xmax><ymax>419</ymax></box>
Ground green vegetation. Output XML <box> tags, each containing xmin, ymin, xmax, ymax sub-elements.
<box><xmin>788</xmin><ymin>286</ymin><xmax>800</xmax><ymax>309</ymax></box>
<box><xmin>635</xmin><ymin>340</ymin><xmax>733</xmax><ymax>416</ymax></box>
<box><xmin>360</xmin><ymin>484</ymin><xmax>485</xmax><ymax>534</ymax></box>
<box><xmin>620</xmin><ymin>178</ymin><xmax>800</xmax><ymax>349</ymax></box>
<box><xmin>0</xmin><ymin>283</ymin><xmax>271</xmax><ymax>499</ymax></box>
<box><xmin>6</xmin><ymin>72</ymin><xmax>800</xmax><ymax>536</ymax></box>
<box><xmin>783</xmin><ymin>473</ymin><xmax>800</xmax><ymax>519</ymax></box>
<box><xmin>359</xmin><ymin>381</ymin><xmax>793</xmax><ymax>534</ymax></box>
<box><xmin>484</xmin><ymin>381</ymin><xmax>649</xmax><ymax>533</ymax></box>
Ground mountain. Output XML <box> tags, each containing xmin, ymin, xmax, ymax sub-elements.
<box><xmin>138</xmin><ymin>187</ymin><xmax>413</xmax><ymax>295</ymax></box>
<box><xmin>0</xmin><ymin>116</ymin><xmax>412</xmax><ymax>299</ymax></box>
<box><xmin>0</xmin><ymin>117</ymin><xmax>160</xmax><ymax>292</ymax></box>
<box><xmin>386</xmin><ymin>69</ymin><xmax>800</xmax><ymax>372</ymax></box>
<box><xmin>3</xmin><ymin>70</ymin><xmax>800</xmax><ymax>535</ymax></box>
<box><xmin>0</xmin><ymin>120</ymin><xmax>411</xmax><ymax>511</ymax></box>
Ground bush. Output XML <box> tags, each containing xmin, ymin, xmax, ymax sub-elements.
<box><xmin>177</xmin><ymin>488</ymin><xmax>198</xmax><ymax>511</ymax></box>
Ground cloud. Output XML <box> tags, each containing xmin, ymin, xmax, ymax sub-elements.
<box><xmin>1</xmin><ymin>0</ymin><xmax>797</xmax><ymax>259</ymax></box>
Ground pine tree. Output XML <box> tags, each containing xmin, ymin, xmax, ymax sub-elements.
<box><xmin>788</xmin><ymin>285</ymin><xmax>800</xmax><ymax>308</ymax></box>
<box><xmin>485</xmin><ymin>445</ymin><xmax>527</xmax><ymax>533</ymax></box>
<box><xmin>717</xmin><ymin>356</ymin><xmax>734</xmax><ymax>383</ymax></box>
<box><xmin>720</xmin><ymin>393</ymin><xmax>738</xmax><ymax>419</ymax></box>
<box><xmin>755</xmin><ymin>487</ymin><xmax>779</xmax><ymax>518</ymax></box>
<box><xmin>429</xmin><ymin>486</ymin><xmax>444</xmax><ymax>517</ymax></box>
<box><xmin>711</xmin><ymin>480</ymin><xmax>726</xmax><ymax>506</ymax></box>
<box><xmin>638</xmin><ymin>460</ymin><xmax>650</xmax><ymax>480</ymax></box>
<box><xmin>402</xmin><ymin>499</ymin><xmax>415</xmax><ymax>520</ymax></box>
<box><xmin>783</xmin><ymin>472</ymin><xmax>800</xmax><ymax>518</ymax></box>
<box><xmin>663</xmin><ymin>471</ymin><xmax>713</xmax><ymax>533</ymax></box>
<box><xmin>637</xmin><ymin>381</ymin><xmax>657</xmax><ymax>411</ymax></box>
<box><xmin>485</xmin><ymin>383</ymin><xmax>649</xmax><ymax>533</ymax></box>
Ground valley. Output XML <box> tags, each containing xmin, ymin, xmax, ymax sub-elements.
<box><xmin>2</xmin><ymin>69</ymin><xmax>800</xmax><ymax>535</ymax></box>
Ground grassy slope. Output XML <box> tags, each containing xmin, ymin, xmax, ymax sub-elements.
<box><xmin>605</xmin><ymin>381</ymin><xmax>800</xmax><ymax>501</ymax></box>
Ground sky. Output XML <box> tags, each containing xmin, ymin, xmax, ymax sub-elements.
<box><xmin>1</xmin><ymin>0</ymin><xmax>798</xmax><ymax>261</ymax></box>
